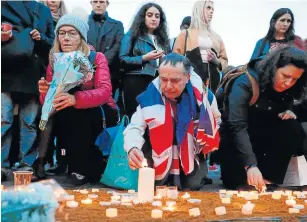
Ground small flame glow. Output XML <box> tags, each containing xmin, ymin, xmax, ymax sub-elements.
<box><xmin>142</xmin><ymin>159</ymin><xmax>148</xmax><ymax>168</ymax></box>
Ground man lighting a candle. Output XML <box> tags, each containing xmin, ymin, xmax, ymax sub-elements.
<box><xmin>124</xmin><ymin>53</ymin><xmax>221</xmax><ymax>190</ymax></box>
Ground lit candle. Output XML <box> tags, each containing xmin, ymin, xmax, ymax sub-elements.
<box><xmin>100</xmin><ymin>201</ymin><xmax>111</xmax><ymax>206</ymax></box>
<box><xmin>182</xmin><ymin>192</ymin><xmax>191</xmax><ymax>199</ymax></box>
<box><xmin>219</xmin><ymin>190</ymin><xmax>227</xmax><ymax>194</ymax></box>
<box><xmin>163</xmin><ymin>202</ymin><xmax>175</xmax><ymax>211</ymax></box>
<box><xmin>111</xmin><ymin>195</ymin><xmax>121</xmax><ymax>201</ymax></box>
<box><xmin>293</xmin><ymin>191</ymin><xmax>301</xmax><ymax>196</ymax></box>
<box><xmin>121</xmin><ymin>197</ymin><xmax>131</xmax><ymax>203</ymax></box>
<box><xmin>107</xmin><ymin>190</ymin><xmax>115</xmax><ymax>195</ymax></box>
<box><xmin>106</xmin><ymin>208</ymin><xmax>117</xmax><ymax>218</ymax></box>
<box><xmin>293</xmin><ymin>204</ymin><xmax>304</xmax><ymax>210</ymax></box>
<box><xmin>286</xmin><ymin>198</ymin><xmax>296</xmax><ymax>206</ymax></box>
<box><xmin>237</xmin><ymin>192</ymin><xmax>245</xmax><ymax>198</ymax></box>
<box><xmin>153</xmin><ymin>194</ymin><xmax>162</xmax><ymax>200</ymax></box>
<box><xmin>111</xmin><ymin>200</ymin><xmax>121</xmax><ymax>205</ymax></box>
<box><xmin>63</xmin><ymin>195</ymin><xmax>75</xmax><ymax>201</ymax></box>
<box><xmin>241</xmin><ymin>201</ymin><xmax>255</xmax><ymax>215</ymax></box>
<box><xmin>81</xmin><ymin>198</ymin><xmax>92</xmax><ymax>204</ymax></box>
<box><xmin>66</xmin><ymin>201</ymin><xmax>78</xmax><ymax>208</ymax></box>
<box><xmin>92</xmin><ymin>189</ymin><xmax>99</xmax><ymax>193</ymax></box>
<box><xmin>245</xmin><ymin>193</ymin><xmax>258</xmax><ymax>201</ymax></box>
<box><xmin>285</xmin><ymin>190</ymin><xmax>292</xmax><ymax>196</ymax></box>
<box><xmin>128</xmin><ymin>190</ymin><xmax>135</xmax><ymax>194</ymax></box>
<box><xmin>187</xmin><ymin>199</ymin><xmax>201</xmax><ymax>204</ymax></box>
<box><xmin>151</xmin><ymin>209</ymin><xmax>163</xmax><ymax>219</ymax></box>
<box><xmin>156</xmin><ymin>186</ymin><xmax>167</xmax><ymax>197</ymax></box>
<box><xmin>88</xmin><ymin>194</ymin><xmax>98</xmax><ymax>199</ymax></box>
<box><xmin>297</xmin><ymin>193</ymin><xmax>306</xmax><ymax>199</ymax></box>
<box><xmin>215</xmin><ymin>206</ymin><xmax>227</xmax><ymax>216</ymax></box>
<box><xmin>152</xmin><ymin>201</ymin><xmax>162</xmax><ymax>207</ymax></box>
<box><xmin>221</xmin><ymin>197</ymin><xmax>231</xmax><ymax>204</ymax></box>
<box><xmin>166</xmin><ymin>201</ymin><xmax>176</xmax><ymax>206</ymax></box>
<box><xmin>167</xmin><ymin>186</ymin><xmax>178</xmax><ymax>199</ymax></box>
<box><xmin>138</xmin><ymin>159</ymin><xmax>155</xmax><ymax>202</ymax></box>
<box><xmin>272</xmin><ymin>193</ymin><xmax>281</xmax><ymax>200</ymax></box>
<box><xmin>121</xmin><ymin>202</ymin><xmax>133</xmax><ymax>207</ymax></box>
<box><xmin>73</xmin><ymin>189</ymin><xmax>80</xmax><ymax>192</ymax></box>
<box><xmin>80</xmin><ymin>189</ymin><xmax>88</xmax><ymax>194</ymax></box>
<box><xmin>289</xmin><ymin>208</ymin><xmax>300</xmax><ymax>214</ymax></box>
<box><xmin>189</xmin><ymin>208</ymin><xmax>201</xmax><ymax>217</ymax></box>
<box><xmin>226</xmin><ymin>190</ymin><xmax>238</xmax><ymax>196</ymax></box>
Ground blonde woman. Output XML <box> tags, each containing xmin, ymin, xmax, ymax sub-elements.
<box><xmin>173</xmin><ymin>0</ymin><xmax>228</xmax><ymax>93</ymax></box>
<box><xmin>40</xmin><ymin>0</ymin><xmax>68</xmax><ymax>27</ymax></box>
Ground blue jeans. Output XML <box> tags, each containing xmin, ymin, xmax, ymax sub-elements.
<box><xmin>1</xmin><ymin>92</ymin><xmax>39</xmax><ymax>167</ymax></box>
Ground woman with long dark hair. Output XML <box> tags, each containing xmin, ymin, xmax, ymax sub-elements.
<box><xmin>120</xmin><ymin>2</ymin><xmax>170</xmax><ymax>118</ymax></box>
<box><xmin>173</xmin><ymin>0</ymin><xmax>228</xmax><ymax>93</ymax></box>
<box><xmin>251</xmin><ymin>8</ymin><xmax>305</xmax><ymax>60</ymax></box>
<box><xmin>220</xmin><ymin>46</ymin><xmax>307</xmax><ymax>190</ymax></box>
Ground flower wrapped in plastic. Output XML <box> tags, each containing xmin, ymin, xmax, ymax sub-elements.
<box><xmin>39</xmin><ymin>51</ymin><xmax>94</xmax><ymax>131</ymax></box>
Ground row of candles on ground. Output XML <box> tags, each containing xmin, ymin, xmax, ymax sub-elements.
<box><xmin>217</xmin><ymin>189</ymin><xmax>307</xmax><ymax>215</ymax></box>
<box><xmin>63</xmin><ymin>188</ymin><xmax>307</xmax><ymax>218</ymax></box>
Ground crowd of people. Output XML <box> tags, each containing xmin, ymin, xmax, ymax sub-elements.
<box><xmin>1</xmin><ymin>0</ymin><xmax>307</xmax><ymax>190</ymax></box>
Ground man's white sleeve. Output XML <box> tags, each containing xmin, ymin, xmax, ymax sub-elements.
<box><xmin>123</xmin><ymin>105</ymin><xmax>147</xmax><ymax>153</ymax></box>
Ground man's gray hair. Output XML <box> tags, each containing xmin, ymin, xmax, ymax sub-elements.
<box><xmin>159</xmin><ymin>53</ymin><xmax>192</xmax><ymax>74</ymax></box>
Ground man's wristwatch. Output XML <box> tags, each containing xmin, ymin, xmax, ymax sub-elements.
<box><xmin>245</xmin><ymin>164</ymin><xmax>257</xmax><ymax>171</ymax></box>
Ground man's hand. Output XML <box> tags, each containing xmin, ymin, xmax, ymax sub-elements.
<box><xmin>53</xmin><ymin>93</ymin><xmax>76</xmax><ymax>111</ymax></box>
<box><xmin>247</xmin><ymin>166</ymin><xmax>266</xmax><ymax>191</ymax></box>
<box><xmin>1</xmin><ymin>30</ymin><xmax>12</xmax><ymax>42</ymax></box>
<box><xmin>278</xmin><ymin>110</ymin><xmax>296</xmax><ymax>120</ymax></box>
<box><xmin>38</xmin><ymin>77</ymin><xmax>50</xmax><ymax>94</ymax></box>
<box><xmin>142</xmin><ymin>50</ymin><xmax>164</xmax><ymax>62</ymax></box>
<box><xmin>30</xmin><ymin>29</ymin><xmax>41</xmax><ymax>41</ymax></box>
<box><xmin>128</xmin><ymin>148</ymin><xmax>145</xmax><ymax>170</ymax></box>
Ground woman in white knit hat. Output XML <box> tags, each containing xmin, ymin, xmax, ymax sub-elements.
<box><xmin>37</xmin><ymin>14</ymin><xmax>117</xmax><ymax>186</ymax></box>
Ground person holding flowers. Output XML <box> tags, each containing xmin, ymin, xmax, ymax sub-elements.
<box><xmin>37</xmin><ymin>14</ymin><xmax>117</xmax><ymax>185</ymax></box>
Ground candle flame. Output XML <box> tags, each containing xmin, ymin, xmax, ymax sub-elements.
<box><xmin>141</xmin><ymin>159</ymin><xmax>148</xmax><ymax>168</ymax></box>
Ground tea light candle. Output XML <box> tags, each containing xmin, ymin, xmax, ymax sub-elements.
<box><xmin>182</xmin><ymin>192</ymin><xmax>191</xmax><ymax>199</ymax></box>
<box><xmin>107</xmin><ymin>190</ymin><xmax>115</xmax><ymax>195</ymax></box>
<box><xmin>219</xmin><ymin>190</ymin><xmax>227</xmax><ymax>194</ymax></box>
<box><xmin>64</xmin><ymin>195</ymin><xmax>75</xmax><ymax>201</ymax></box>
<box><xmin>100</xmin><ymin>201</ymin><xmax>111</xmax><ymax>206</ymax></box>
<box><xmin>81</xmin><ymin>198</ymin><xmax>92</xmax><ymax>204</ymax></box>
<box><xmin>73</xmin><ymin>189</ymin><xmax>80</xmax><ymax>192</ymax></box>
<box><xmin>226</xmin><ymin>190</ymin><xmax>238</xmax><ymax>196</ymax></box>
<box><xmin>294</xmin><ymin>204</ymin><xmax>304</xmax><ymax>210</ymax></box>
<box><xmin>66</xmin><ymin>201</ymin><xmax>78</xmax><ymax>208</ymax></box>
<box><xmin>111</xmin><ymin>195</ymin><xmax>121</xmax><ymax>201</ymax></box>
<box><xmin>293</xmin><ymin>191</ymin><xmax>301</xmax><ymax>196</ymax></box>
<box><xmin>133</xmin><ymin>200</ymin><xmax>140</xmax><ymax>205</ymax></box>
<box><xmin>111</xmin><ymin>200</ymin><xmax>121</xmax><ymax>205</ymax></box>
<box><xmin>215</xmin><ymin>206</ymin><xmax>227</xmax><ymax>216</ymax></box>
<box><xmin>245</xmin><ymin>193</ymin><xmax>258</xmax><ymax>200</ymax></box>
<box><xmin>289</xmin><ymin>208</ymin><xmax>299</xmax><ymax>214</ymax></box>
<box><xmin>121</xmin><ymin>198</ymin><xmax>131</xmax><ymax>203</ymax></box>
<box><xmin>156</xmin><ymin>186</ymin><xmax>167</xmax><ymax>197</ymax></box>
<box><xmin>189</xmin><ymin>208</ymin><xmax>200</xmax><ymax>217</ymax></box>
<box><xmin>80</xmin><ymin>190</ymin><xmax>88</xmax><ymax>194</ymax></box>
<box><xmin>151</xmin><ymin>209</ymin><xmax>163</xmax><ymax>219</ymax></box>
<box><xmin>128</xmin><ymin>190</ymin><xmax>135</xmax><ymax>194</ymax></box>
<box><xmin>121</xmin><ymin>202</ymin><xmax>132</xmax><ymax>207</ymax></box>
<box><xmin>221</xmin><ymin>197</ymin><xmax>231</xmax><ymax>204</ymax></box>
<box><xmin>153</xmin><ymin>194</ymin><xmax>162</xmax><ymax>200</ymax></box>
<box><xmin>88</xmin><ymin>194</ymin><xmax>98</xmax><ymax>199</ymax></box>
<box><xmin>237</xmin><ymin>192</ymin><xmax>245</xmax><ymax>198</ymax></box>
<box><xmin>286</xmin><ymin>198</ymin><xmax>296</xmax><ymax>206</ymax></box>
<box><xmin>285</xmin><ymin>190</ymin><xmax>292</xmax><ymax>196</ymax></box>
<box><xmin>297</xmin><ymin>194</ymin><xmax>306</xmax><ymax>199</ymax></box>
<box><xmin>152</xmin><ymin>201</ymin><xmax>162</xmax><ymax>207</ymax></box>
<box><xmin>92</xmin><ymin>189</ymin><xmax>99</xmax><ymax>193</ymax></box>
<box><xmin>167</xmin><ymin>187</ymin><xmax>178</xmax><ymax>199</ymax></box>
<box><xmin>138</xmin><ymin>159</ymin><xmax>155</xmax><ymax>202</ymax></box>
<box><xmin>272</xmin><ymin>193</ymin><xmax>281</xmax><ymax>200</ymax></box>
<box><xmin>106</xmin><ymin>208</ymin><xmax>117</xmax><ymax>218</ymax></box>
<box><xmin>241</xmin><ymin>201</ymin><xmax>255</xmax><ymax>215</ymax></box>
<box><xmin>166</xmin><ymin>201</ymin><xmax>176</xmax><ymax>206</ymax></box>
<box><xmin>187</xmin><ymin>199</ymin><xmax>201</xmax><ymax>204</ymax></box>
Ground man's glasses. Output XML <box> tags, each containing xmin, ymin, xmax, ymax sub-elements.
<box><xmin>58</xmin><ymin>30</ymin><xmax>79</xmax><ymax>39</ymax></box>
